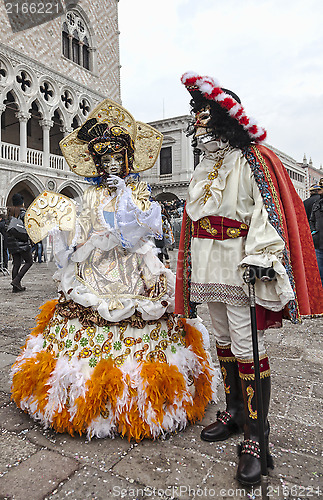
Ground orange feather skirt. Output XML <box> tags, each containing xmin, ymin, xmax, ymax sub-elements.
<box><xmin>11</xmin><ymin>299</ymin><xmax>219</xmax><ymax>441</ymax></box>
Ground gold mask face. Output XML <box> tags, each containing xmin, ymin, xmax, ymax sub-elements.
<box><xmin>194</xmin><ymin>105</ymin><xmax>211</xmax><ymax>137</ymax></box>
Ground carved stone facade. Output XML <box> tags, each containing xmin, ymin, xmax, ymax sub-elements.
<box><xmin>0</xmin><ymin>0</ymin><xmax>120</xmax><ymax>210</ymax></box>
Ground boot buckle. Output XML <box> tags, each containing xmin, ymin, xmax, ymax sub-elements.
<box><xmin>238</xmin><ymin>439</ymin><xmax>261</xmax><ymax>459</ymax></box>
<box><xmin>216</xmin><ymin>410</ymin><xmax>232</xmax><ymax>425</ymax></box>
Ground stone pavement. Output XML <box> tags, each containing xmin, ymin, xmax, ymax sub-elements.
<box><xmin>0</xmin><ymin>253</ymin><xmax>322</xmax><ymax>500</ymax></box>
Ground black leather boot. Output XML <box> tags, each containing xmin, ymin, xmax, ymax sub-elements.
<box><xmin>11</xmin><ymin>276</ymin><xmax>26</xmax><ymax>292</ymax></box>
<box><xmin>236</xmin><ymin>355</ymin><xmax>274</xmax><ymax>485</ymax></box>
<box><xmin>201</xmin><ymin>343</ymin><xmax>244</xmax><ymax>442</ymax></box>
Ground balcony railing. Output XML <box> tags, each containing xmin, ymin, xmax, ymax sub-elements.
<box><xmin>0</xmin><ymin>141</ymin><xmax>66</xmax><ymax>170</ymax></box>
<box><xmin>50</xmin><ymin>154</ymin><xmax>64</xmax><ymax>170</ymax></box>
<box><xmin>1</xmin><ymin>142</ymin><xmax>20</xmax><ymax>162</ymax></box>
<box><xmin>27</xmin><ymin>148</ymin><xmax>43</xmax><ymax>166</ymax></box>
<box><xmin>159</xmin><ymin>174</ymin><xmax>172</xmax><ymax>181</ymax></box>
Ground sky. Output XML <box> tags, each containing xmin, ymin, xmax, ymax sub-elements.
<box><xmin>118</xmin><ymin>0</ymin><xmax>323</xmax><ymax>169</ymax></box>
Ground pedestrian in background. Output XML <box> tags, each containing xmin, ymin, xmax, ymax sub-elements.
<box><xmin>303</xmin><ymin>183</ymin><xmax>322</xmax><ymax>222</ymax></box>
<box><xmin>32</xmin><ymin>240</ymin><xmax>45</xmax><ymax>263</ymax></box>
<box><xmin>154</xmin><ymin>203</ymin><xmax>175</xmax><ymax>268</ymax></box>
<box><xmin>6</xmin><ymin>193</ymin><xmax>33</xmax><ymax>292</ymax></box>
<box><xmin>309</xmin><ymin>178</ymin><xmax>323</xmax><ymax>285</ymax></box>
<box><xmin>0</xmin><ymin>212</ymin><xmax>9</xmax><ymax>271</ymax></box>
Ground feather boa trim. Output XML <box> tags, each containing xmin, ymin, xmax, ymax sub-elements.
<box><xmin>11</xmin><ymin>301</ymin><xmax>219</xmax><ymax>441</ymax></box>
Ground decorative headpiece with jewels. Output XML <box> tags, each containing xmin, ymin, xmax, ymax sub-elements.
<box><xmin>181</xmin><ymin>71</ymin><xmax>267</xmax><ymax>143</ymax></box>
<box><xmin>60</xmin><ymin>98</ymin><xmax>163</xmax><ymax>177</ymax></box>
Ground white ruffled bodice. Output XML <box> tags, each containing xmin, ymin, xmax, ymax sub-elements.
<box><xmin>52</xmin><ymin>178</ymin><xmax>176</xmax><ymax>321</ymax></box>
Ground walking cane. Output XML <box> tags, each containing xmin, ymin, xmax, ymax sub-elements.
<box><xmin>243</xmin><ymin>265</ymin><xmax>276</xmax><ymax>499</ymax></box>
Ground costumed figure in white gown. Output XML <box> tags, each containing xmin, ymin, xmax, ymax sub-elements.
<box><xmin>10</xmin><ymin>99</ymin><xmax>218</xmax><ymax>441</ymax></box>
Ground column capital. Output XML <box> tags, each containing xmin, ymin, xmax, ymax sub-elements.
<box><xmin>0</xmin><ymin>103</ymin><xmax>6</xmax><ymax>114</ymax></box>
<box><xmin>39</xmin><ymin>119</ymin><xmax>53</xmax><ymax>130</ymax></box>
<box><xmin>15</xmin><ymin>111</ymin><xmax>31</xmax><ymax>122</ymax></box>
<box><xmin>60</xmin><ymin>125</ymin><xmax>73</xmax><ymax>135</ymax></box>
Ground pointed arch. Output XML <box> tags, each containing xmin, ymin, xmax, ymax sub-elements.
<box><xmin>50</xmin><ymin>107</ymin><xmax>66</xmax><ymax>156</ymax></box>
<box><xmin>1</xmin><ymin>90</ymin><xmax>21</xmax><ymax>146</ymax></box>
<box><xmin>6</xmin><ymin>172</ymin><xmax>46</xmax><ymax>207</ymax></box>
<box><xmin>27</xmin><ymin>100</ymin><xmax>43</xmax><ymax>151</ymax></box>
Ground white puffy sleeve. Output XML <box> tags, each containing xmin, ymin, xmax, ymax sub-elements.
<box><xmin>239</xmin><ymin>177</ymin><xmax>295</xmax><ymax>310</ymax></box>
<box><xmin>115</xmin><ymin>181</ymin><xmax>163</xmax><ymax>248</ymax></box>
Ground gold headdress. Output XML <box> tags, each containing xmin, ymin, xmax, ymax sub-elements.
<box><xmin>60</xmin><ymin>98</ymin><xmax>163</xmax><ymax>177</ymax></box>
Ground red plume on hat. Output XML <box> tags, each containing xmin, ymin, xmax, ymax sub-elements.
<box><xmin>181</xmin><ymin>71</ymin><xmax>267</xmax><ymax>143</ymax></box>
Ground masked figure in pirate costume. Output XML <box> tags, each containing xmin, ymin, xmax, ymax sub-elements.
<box><xmin>10</xmin><ymin>98</ymin><xmax>218</xmax><ymax>441</ymax></box>
<box><xmin>176</xmin><ymin>72</ymin><xmax>323</xmax><ymax>485</ymax></box>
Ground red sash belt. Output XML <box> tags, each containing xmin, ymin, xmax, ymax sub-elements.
<box><xmin>192</xmin><ymin>216</ymin><xmax>249</xmax><ymax>240</ymax></box>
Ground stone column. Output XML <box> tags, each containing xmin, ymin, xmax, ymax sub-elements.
<box><xmin>39</xmin><ymin>119</ymin><xmax>53</xmax><ymax>168</ymax></box>
<box><xmin>0</xmin><ymin>104</ymin><xmax>6</xmax><ymax>143</ymax></box>
<box><xmin>68</xmin><ymin>34</ymin><xmax>73</xmax><ymax>60</ymax></box>
<box><xmin>89</xmin><ymin>47</ymin><xmax>97</xmax><ymax>73</ymax></box>
<box><xmin>15</xmin><ymin>111</ymin><xmax>30</xmax><ymax>163</ymax></box>
<box><xmin>79</xmin><ymin>41</ymin><xmax>84</xmax><ymax>67</ymax></box>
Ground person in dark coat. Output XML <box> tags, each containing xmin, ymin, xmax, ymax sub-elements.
<box><xmin>6</xmin><ymin>193</ymin><xmax>33</xmax><ymax>292</ymax></box>
<box><xmin>303</xmin><ymin>183</ymin><xmax>322</xmax><ymax>222</ymax></box>
<box><xmin>0</xmin><ymin>213</ymin><xmax>9</xmax><ymax>270</ymax></box>
<box><xmin>309</xmin><ymin>179</ymin><xmax>323</xmax><ymax>285</ymax></box>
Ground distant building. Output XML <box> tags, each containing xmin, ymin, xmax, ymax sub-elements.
<box><xmin>0</xmin><ymin>0</ymin><xmax>120</xmax><ymax>210</ymax></box>
<box><xmin>143</xmin><ymin>115</ymin><xmax>318</xmax><ymax>202</ymax></box>
<box><xmin>300</xmin><ymin>155</ymin><xmax>323</xmax><ymax>195</ymax></box>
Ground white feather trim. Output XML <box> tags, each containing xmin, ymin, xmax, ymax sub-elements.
<box><xmin>10</xmin><ymin>334</ymin><xmax>44</xmax><ymax>378</ymax></box>
<box><xmin>181</xmin><ymin>71</ymin><xmax>199</xmax><ymax>83</ymax></box>
<box><xmin>44</xmin><ymin>356</ymin><xmax>88</xmax><ymax>422</ymax></box>
<box><xmin>199</xmin><ymin>82</ymin><xmax>214</xmax><ymax>96</ymax></box>
<box><xmin>228</xmin><ymin>103</ymin><xmax>241</xmax><ymax>117</ymax></box>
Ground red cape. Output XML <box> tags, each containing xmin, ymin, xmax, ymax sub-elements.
<box><xmin>175</xmin><ymin>145</ymin><xmax>323</xmax><ymax>323</ymax></box>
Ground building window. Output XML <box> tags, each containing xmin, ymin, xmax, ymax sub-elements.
<box><xmin>72</xmin><ymin>31</ymin><xmax>80</xmax><ymax>65</ymax></box>
<box><xmin>62</xmin><ymin>10</ymin><xmax>93</xmax><ymax>71</ymax></box>
<box><xmin>160</xmin><ymin>147</ymin><xmax>172</xmax><ymax>175</ymax></box>
<box><xmin>62</xmin><ymin>23</ymin><xmax>70</xmax><ymax>59</ymax></box>
<box><xmin>83</xmin><ymin>37</ymin><xmax>90</xmax><ymax>70</ymax></box>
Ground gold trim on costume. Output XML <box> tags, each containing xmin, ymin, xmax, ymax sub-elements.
<box><xmin>216</xmin><ymin>342</ymin><xmax>236</xmax><ymax>362</ymax></box>
<box><xmin>215</xmin><ymin>342</ymin><xmax>231</xmax><ymax>349</ymax></box>
<box><xmin>226</xmin><ymin>227</ymin><xmax>241</xmax><ymax>238</ymax></box>
<box><xmin>217</xmin><ymin>355</ymin><xmax>236</xmax><ymax>362</ymax></box>
<box><xmin>221</xmin><ymin>366</ymin><xmax>231</xmax><ymax>394</ymax></box>
<box><xmin>237</xmin><ymin>354</ymin><xmax>268</xmax><ymax>364</ymax></box>
<box><xmin>199</xmin><ymin>217</ymin><xmax>218</xmax><ymax>236</ymax></box>
<box><xmin>183</xmin><ymin>213</ymin><xmax>192</xmax><ymax>318</ymax></box>
<box><xmin>133</xmin><ymin>121</ymin><xmax>163</xmax><ymax>173</ymax></box>
<box><xmin>238</xmin><ymin>369</ymin><xmax>271</xmax><ymax>381</ymax></box>
<box><xmin>247</xmin><ymin>385</ymin><xmax>257</xmax><ymax>419</ymax></box>
<box><xmin>202</xmin><ymin>158</ymin><xmax>224</xmax><ymax>204</ymax></box>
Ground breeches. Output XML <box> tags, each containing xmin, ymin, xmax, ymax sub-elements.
<box><xmin>208</xmin><ymin>302</ymin><xmax>266</xmax><ymax>360</ymax></box>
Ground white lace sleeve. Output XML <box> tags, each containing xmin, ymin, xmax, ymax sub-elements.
<box><xmin>115</xmin><ymin>185</ymin><xmax>163</xmax><ymax>247</ymax></box>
